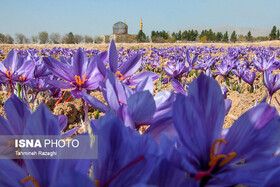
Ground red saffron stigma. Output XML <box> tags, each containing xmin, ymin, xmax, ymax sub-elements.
<box><xmin>55</xmin><ymin>90</ymin><xmax>67</xmax><ymax>105</ymax></box>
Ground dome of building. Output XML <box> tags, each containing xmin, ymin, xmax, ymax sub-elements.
<box><xmin>113</xmin><ymin>21</ymin><xmax>128</xmax><ymax>34</ymax></box>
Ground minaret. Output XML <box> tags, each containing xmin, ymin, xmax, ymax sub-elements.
<box><xmin>140</xmin><ymin>19</ymin><xmax>143</xmax><ymax>31</ymax></box>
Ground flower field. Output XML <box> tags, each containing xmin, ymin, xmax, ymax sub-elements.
<box><xmin>0</xmin><ymin>40</ymin><xmax>280</xmax><ymax>186</ymax></box>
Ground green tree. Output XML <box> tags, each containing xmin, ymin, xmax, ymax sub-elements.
<box><xmin>230</xmin><ymin>31</ymin><xmax>237</xmax><ymax>43</ymax></box>
<box><xmin>181</xmin><ymin>30</ymin><xmax>188</xmax><ymax>40</ymax></box>
<box><xmin>255</xmin><ymin>36</ymin><xmax>269</xmax><ymax>41</ymax></box>
<box><xmin>161</xmin><ymin>30</ymin><xmax>169</xmax><ymax>39</ymax></box>
<box><xmin>199</xmin><ymin>30</ymin><xmax>208</xmax><ymax>41</ymax></box>
<box><xmin>0</xmin><ymin>33</ymin><xmax>6</xmax><ymax>43</ymax></box>
<box><xmin>176</xmin><ymin>30</ymin><xmax>182</xmax><ymax>40</ymax></box>
<box><xmin>277</xmin><ymin>29</ymin><xmax>280</xmax><ymax>40</ymax></box>
<box><xmin>193</xmin><ymin>30</ymin><xmax>199</xmax><ymax>41</ymax></box>
<box><xmin>38</xmin><ymin>31</ymin><xmax>49</xmax><ymax>44</ymax></box>
<box><xmin>222</xmin><ymin>31</ymin><xmax>229</xmax><ymax>42</ymax></box>
<box><xmin>207</xmin><ymin>29</ymin><xmax>215</xmax><ymax>42</ymax></box>
<box><xmin>269</xmin><ymin>26</ymin><xmax>277</xmax><ymax>40</ymax></box>
<box><xmin>200</xmin><ymin>35</ymin><xmax>207</xmax><ymax>43</ymax></box>
<box><xmin>150</xmin><ymin>30</ymin><xmax>170</xmax><ymax>42</ymax></box>
<box><xmin>246</xmin><ymin>31</ymin><xmax>253</xmax><ymax>42</ymax></box>
<box><xmin>216</xmin><ymin>32</ymin><xmax>223</xmax><ymax>42</ymax></box>
<box><xmin>136</xmin><ymin>30</ymin><xmax>147</xmax><ymax>42</ymax></box>
<box><xmin>31</xmin><ymin>35</ymin><xmax>38</xmax><ymax>44</ymax></box>
<box><xmin>189</xmin><ymin>30</ymin><xmax>198</xmax><ymax>41</ymax></box>
<box><xmin>151</xmin><ymin>31</ymin><xmax>156</xmax><ymax>38</ymax></box>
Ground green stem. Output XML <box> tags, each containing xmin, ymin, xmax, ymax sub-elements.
<box><xmin>95</xmin><ymin>110</ymin><xmax>100</xmax><ymax>119</ymax></box>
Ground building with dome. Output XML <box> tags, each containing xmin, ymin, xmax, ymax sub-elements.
<box><xmin>113</xmin><ymin>21</ymin><xmax>128</xmax><ymax>34</ymax></box>
<box><xmin>100</xmin><ymin>20</ymin><xmax>142</xmax><ymax>43</ymax></box>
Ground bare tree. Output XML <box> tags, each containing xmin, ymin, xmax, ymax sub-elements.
<box><xmin>24</xmin><ymin>37</ymin><xmax>30</xmax><ymax>44</ymax></box>
<box><xmin>94</xmin><ymin>36</ymin><xmax>103</xmax><ymax>44</ymax></box>
<box><xmin>74</xmin><ymin>34</ymin><xmax>83</xmax><ymax>44</ymax></box>
<box><xmin>84</xmin><ymin>35</ymin><xmax>93</xmax><ymax>43</ymax></box>
<box><xmin>61</xmin><ymin>32</ymin><xmax>75</xmax><ymax>44</ymax></box>
<box><xmin>15</xmin><ymin>33</ymin><xmax>28</xmax><ymax>44</ymax></box>
<box><xmin>50</xmin><ymin>33</ymin><xmax>61</xmax><ymax>44</ymax></box>
<box><xmin>5</xmin><ymin>34</ymin><xmax>14</xmax><ymax>44</ymax></box>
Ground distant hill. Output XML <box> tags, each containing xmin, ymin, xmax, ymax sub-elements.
<box><xmin>176</xmin><ymin>24</ymin><xmax>276</xmax><ymax>36</ymax></box>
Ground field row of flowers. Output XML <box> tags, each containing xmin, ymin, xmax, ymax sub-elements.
<box><xmin>0</xmin><ymin>40</ymin><xmax>280</xmax><ymax>186</ymax></box>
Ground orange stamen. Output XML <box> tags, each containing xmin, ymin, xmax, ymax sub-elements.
<box><xmin>19</xmin><ymin>75</ymin><xmax>26</xmax><ymax>82</ymax></box>
<box><xmin>74</xmin><ymin>75</ymin><xmax>86</xmax><ymax>86</ymax></box>
<box><xmin>75</xmin><ymin>75</ymin><xmax>79</xmax><ymax>85</ymax></box>
<box><xmin>5</xmin><ymin>66</ymin><xmax>12</xmax><ymax>78</ymax></box>
<box><xmin>209</xmin><ymin>138</ymin><xmax>236</xmax><ymax>167</ymax></box>
<box><xmin>94</xmin><ymin>180</ymin><xmax>100</xmax><ymax>187</ymax></box>
<box><xmin>21</xmin><ymin>176</ymin><xmax>40</xmax><ymax>187</ymax></box>
<box><xmin>195</xmin><ymin>138</ymin><xmax>236</xmax><ymax>181</ymax></box>
<box><xmin>210</xmin><ymin>139</ymin><xmax>226</xmax><ymax>160</ymax></box>
<box><xmin>219</xmin><ymin>152</ymin><xmax>237</xmax><ymax>167</ymax></box>
<box><xmin>115</xmin><ymin>71</ymin><xmax>124</xmax><ymax>81</ymax></box>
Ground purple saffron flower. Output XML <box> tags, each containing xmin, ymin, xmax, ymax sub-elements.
<box><xmin>163</xmin><ymin>60</ymin><xmax>188</xmax><ymax>81</ymax></box>
<box><xmin>96</xmin><ymin>39</ymin><xmax>159</xmax><ymax>87</ymax></box>
<box><xmin>49</xmin><ymin>87</ymin><xmax>62</xmax><ymax>98</ymax></box>
<box><xmin>82</xmin><ymin>71</ymin><xmax>156</xmax><ymax>129</ymax></box>
<box><xmin>144</xmin><ymin>158</ymin><xmax>192</xmax><ymax>187</ymax></box>
<box><xmin>261</xmin><ymin>160</ymin><xmax>280</xmax><ymax>186</ymax></box>
<box><xmin>173</xmin><ymin>74</ymin><xmax>280</xmax><ymax>186</ymax></box>
<box><xmin>231</xmin><ymin>65</ymin><xmax>245</xmax><ymax>83</ymax></box>
<box><xmin>264</xmin><ymin>70</ymin><xmax>280</xmax><ymax>103</ymax></box>
<box><xmin>91</xmin><ymin>112</ymin><xmax>158</xmax><ymax>187</ymax></box>
<box><xmin>220</xmin><ymin>86</ymin><xmax>227</xmax><ymax>99</ymax></box>
<box><xmin>214</xmin><ymin>58</ymin><xmax>233</xmax><ymax>76</ymax></box>
<box><xmin>0</xmin><ymin>94</ymin><xmax>78</xmax><ymax>138</ymax></box>
<box><xmin>185</xmin><ymin>49</ymin><xmax>199</xmax><ymax>71</ymax></box>
<box><xmin>0</xmin><ymin>49</ymin><xmax>35</xmax><ymax>91</ymax></box>
<box><xmin>0</xmin><ymin>154</ymin><xmax>93</xmax><ymax>187</ymax></box>
<box><xmin>43</xmin><ymin>48</ymin><xmax>102</xmax><ymax>98</ymax></box>
<box><xmin>33</xmin><ymin>57</ymin><xmax>51</xmax><ymax>78</ymax></box>
<box><xmin>253</xmin><ymin>54</ymin><xmax>277</xmax><ymax>72</ymax></box>
<box><xmin>241</xmin><ymin>70</ymin><xmax>256</xmax><ymax>90</ymax></box>
<box><xmin>143</xmin><ymin>90</ymin><xmax>176</xmax><ymax>142</ymax></box>
<box><xmin>0</xmin><ymin>103</ymin><xmax>92</xmax><ymax>187</ymax></box>
<box><xmin>171</xmin><ymin>78</ymin><xmax>231</xmax><ymax>117</ymax></box>
<box><xmin>27</xmin><ymin>77</ymin><xmax>53</xmax><ymax>93</ymax></box>
<box><xmin>171</xmin><ymin>79</ymin><xmax>187</xmax><ymax>95</ymax></box>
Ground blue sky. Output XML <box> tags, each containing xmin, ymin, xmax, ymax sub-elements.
<box><xmin>1</xmin><ymin>0</ymin><xmax>279</xmax><ymax>37</ymax></box>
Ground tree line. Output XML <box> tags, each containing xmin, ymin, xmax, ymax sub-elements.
<box><xmin>1</xmin><ymin>26</ymin><xmax>279</xmax><ymax>44</ymax></box>
<box><xmin>144</xmin><ymin>26</ymin><xmax>280</xmax><ymax>43</ymax></box>
<box><xmin>0</xmin><ymin>32</ymin><xmax>103</xmax><ymax>44</ymax></box>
